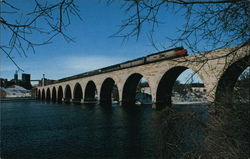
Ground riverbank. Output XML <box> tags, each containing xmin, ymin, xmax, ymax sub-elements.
<box><xmin>0</xmin><ymin>85</ymin><xmax>31</xmax><ymax>98</ymax></box>
<box><xmin>0</xmin><ymin>97</ymin><xmax>36</xmax><ymax>102</ymax></box>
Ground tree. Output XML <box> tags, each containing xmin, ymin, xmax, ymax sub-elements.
<box><xmin>1</xmin><ymin>0</ymin><xmax>249</xmax><ymax>71</ymax></box>
<box><xmin>110</xmin><ymin>1</ymin><xmax>249</xmax><ymax>158</ymax></box>
<box><xmin>113</xmin><ymin>0</ymin><xmax>250</xmax><ymax>53</ymax></box>
<box><xmin>116</xmin><ymin>0</ymin><xmax>249</xmax><ymax>104</ymax></box>
<box><xmin>1</xmin><ymin>1</ymin><xmax>249</xmax><ymax>158</ymax></box>
<box><xmin>0</xmin><ymin>0</ymin><xmax>81</xmax><ymax>71</ymax></box>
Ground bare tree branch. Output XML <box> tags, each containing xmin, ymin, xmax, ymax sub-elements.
<box><xmin>113</xmin><ymin>0</ymin><xmax>250</xmax><ymax>53</ymax></box>
<box><xmin>0</xmin><ymin>0</ymin><xmax>81</xmax><ymax>70</ymax></box>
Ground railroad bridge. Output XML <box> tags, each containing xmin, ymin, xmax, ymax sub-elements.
<box><xmin>36</xmin><ymin>45</ymin><xmax>250</xmax><ymax>109</ymax></box>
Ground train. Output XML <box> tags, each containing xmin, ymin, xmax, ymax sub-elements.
<box><xmin>57</xmin><ymin>47</ymin><xmax>187</xmax><ymax>83</ymax></box>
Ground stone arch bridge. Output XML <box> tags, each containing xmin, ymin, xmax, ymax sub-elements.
<box><xmin>36</xmin><ymin>45</ymin><xmax>249</xmax><ymax>110</ymax></box>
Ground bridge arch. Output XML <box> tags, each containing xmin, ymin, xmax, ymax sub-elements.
<box><xmin>215</xmin><ymin>55</ymin><xmax>250</xmax><ymax>105</ymax></box>
<box><xmin>37</xmin><ymin>89</ymin><xmax>41</xmax><ymax>99</ymax></box>
<box><xmin>46</xmin><ymin>88</ymin><xmax>51</xmax><ymax>101</ymax></box>
<box><xmin>52</xmin><ymin>87</ymin><xmax>56</xmax><ymax>102</ymax></box>
<box><xmin>122</xmin><ymin>73</ymin><xmax>151</xmax><ymax>107</ymax></box>
<box><xmin>100</xmin><ymin>77</ymin><xmax>118</xmax><ymax>106</ymax></box>
<box><xmin>42</xmin><ymin>89</ymin><xmax>45</xmax><ymax>100</ymax></box>
<box><xmin>64</xmin><ymin>85</ymin><xmax>72</xmax><ymax>102</ymax></box>
<box><xmin>58</xmin><ymin>86</ymin><xmax>63</xmax><ymax>102</ymax></box>
<box><xmin>156</xmin><ymin>66</ymin><xmax>204</xmax><ymax>109</ymax></box>
<box><xmin>73</xmin><ymin>83</ymin><xmax>83</xmax><ymax>103</ymax></box>
<box><xmin>84</xmin><ymin>80</ymin><xmax>97</xmax><ymax>102</ymax></box>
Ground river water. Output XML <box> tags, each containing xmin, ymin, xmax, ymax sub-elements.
<box><xmin>1</xmin><ymin>100</ymin><xmax>207</xmax><ymax>159</ymax></box>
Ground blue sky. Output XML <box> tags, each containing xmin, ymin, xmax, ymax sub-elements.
<box><xmin>1</xmin><ymin>0</ymin><xmax>201</xmax><ymax>83</ymax></box>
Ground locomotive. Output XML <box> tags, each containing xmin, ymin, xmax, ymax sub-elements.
<box><xmin>120</xmin><ymin>47</ymin><xmax>187</xmax><ymax>69</ymax></box>
<box><xmin>58</xmin><ymin>47</ymin><xmax>187</xmax><ymax>83</ymax></box>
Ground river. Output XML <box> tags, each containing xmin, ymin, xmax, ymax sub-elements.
<box><xmin>1</xmin><ymin>100</ymin><xmax>208</xmax><ymax>159</ymax></box>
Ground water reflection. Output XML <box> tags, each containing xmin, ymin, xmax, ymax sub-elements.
<box><xmin>1</xmin><ymin>100</ymin><xmax>207</xmax><ymax>159</ymax></box>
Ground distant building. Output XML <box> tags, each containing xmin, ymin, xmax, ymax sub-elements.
<box><xmin>22</xmin><ymin>74</ymin><xmax>30</xmax><ymax>82</ymax></box>
<box><xmin>14</xmin><ymin>72</ymin><xmax>18</xmax><ymax>83</ymax></box>
<box><xmin>190</xmin><ymin>83</ymin><xmax>206</xmax><ymax>93</ymax></box>
<box><xmin>141</xmin><ymin>87</ymin><xmax>151</xmax><ymax>95</ymax></box>
<box><xmin>21</xmin><ymin>74</ymin><xmax>32</xmax><ymax>89</ymax></box>
<box><xmin>0</xmin><ymin>73</ymin><xmax>32</xmax><ymax>90</ymax></box>
<box><xmin>139</xmin><ymin>83</ymin><xmax>206</xmax><ymax>95</ymax></box>
<box><xmin>191</xmin><ymin>87</ymin><xmax>206</xmax><ymax>93</ymax></box>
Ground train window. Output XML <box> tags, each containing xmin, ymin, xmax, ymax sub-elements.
<box><xmin>160</xmin><ymin>54</ymin><xmax>165</xmax><ymax>57</ymax></box>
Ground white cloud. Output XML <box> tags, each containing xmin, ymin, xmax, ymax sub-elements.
<box><xmin>33</xmin><ymin>55</ymin><xmax>128</xmax><ymax>79</ymax></box>
<box><xmin>0</xmin><ymin>54</ymin><xmax>128</xmax><ymax>80</ymax></box>
<box><xmin>62</xmin><ymin>55</ymin><xmax>126</xmax><ymax>72</ymax></box>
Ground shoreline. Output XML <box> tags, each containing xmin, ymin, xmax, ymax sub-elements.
<box><xmin>173</xmin><ymin>101</ymin><xmax>208</xmax><ymax>105</ymax></box>
<box><xmin>0</xmin><ymin>97</ymin><xmax>36</xmax><ymax>102</ymax></box>
<box><xmin>0</xmin><ymin>98</ymin><xmax>208</xmax><ymax>105</ymax></box>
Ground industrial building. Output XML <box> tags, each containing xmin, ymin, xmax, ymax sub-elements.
<box><xmin>0</xmin><ymin>73</ymin><xmax>32</xmax><ymax>90</ymax></box>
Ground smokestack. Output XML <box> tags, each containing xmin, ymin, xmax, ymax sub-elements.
<box><xmin>14</xmin><ymin>70</ymin><xmax>18</xmax><ymax>84</ymax></box>
<box><xmin>42</xmin><ymin>74</ymin><xmax>45</xmax><ymax>86</ymax></box>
